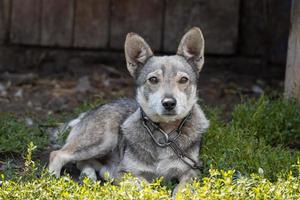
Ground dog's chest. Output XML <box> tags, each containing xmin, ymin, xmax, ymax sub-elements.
<box><xmin>120</xmin><ymin>126</ymin><xmax>195</xmax><ymax>181</ymax></box>
<box><xmin>119</xmin><ymin>107</ymin><xmax>208</xmax><ymax>181</ymax></box>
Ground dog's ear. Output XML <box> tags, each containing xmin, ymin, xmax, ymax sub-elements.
<box><xmin>125</xmin><ymin>33</ymin><xmax>153</xmax><ymax>77</ymax></box>
<box><xmin>177</xmin><ymin>27</ymin><xmax>205</xmax><ymax>72</ymax></box>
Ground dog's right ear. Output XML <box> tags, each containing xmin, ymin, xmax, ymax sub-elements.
<box><xmin>125</xmin><ymin>33</ymin><xmax>153</xmax><ymax>77</ymax></box>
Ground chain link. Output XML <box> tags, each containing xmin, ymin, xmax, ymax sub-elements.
<box><xmin>141</xmin><ymin>109</ymin><xmax>202</xmax><ymax>170</ymax></box>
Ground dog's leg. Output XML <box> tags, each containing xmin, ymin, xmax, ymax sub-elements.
<box><xmin>49</xmin><ymin>133</ymin><xmax>117</xmax><ymax>178</ymax></box>
<box><xmin>77</xmin><ymin>159</ymin><xmax>102</xmax><ymax>181</ymax></box>
<box><xmin>48</xmin><ymin>148</ymin><xmax>101</xmax><ymax>178</ymax></box>
<box><xmin>48</xmin><ymin>150</ymin><xmax>72</xmax><ymax>177</ymax></box>
<box><xmin>77</xmin><ymin>162</ymin><xmax>97</xmax><ymax>181</ymax></box>
<box><xmin>172</xmin><ymin>169</ymin><xmax>198</xmax><ymax>199</ymax></box>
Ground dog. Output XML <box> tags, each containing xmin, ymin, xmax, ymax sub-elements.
<box><xmin>48</xmin><ymin>27</ymin><xmax>209</xmax><ymax>196</ymax></box>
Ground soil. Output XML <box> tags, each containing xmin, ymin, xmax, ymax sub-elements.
<box><xmin>0</xmin><ymin>63</ymin><xmax>283</xmax><ymax>119</ymax></box>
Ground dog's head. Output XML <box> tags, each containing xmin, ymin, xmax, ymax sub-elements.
<box><xmin>125</xmin><ymin>27</ymin><xmax>205</xmax><ymax>123</ymax></box>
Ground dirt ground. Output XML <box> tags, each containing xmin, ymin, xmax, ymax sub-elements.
<box><xmin>0</xmin><ymin>63</ymin><xmax>283</xmax><ymax>119</ymax></box>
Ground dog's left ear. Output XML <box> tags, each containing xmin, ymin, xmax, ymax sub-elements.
<box><xmin>177</xmin><ymin>27</ymin><xmax>205</xmax><ymax>72</ymax></box>
<box><xmin>125</xmin><ymin>33</ymin><xmax>153</xmax><ymax>77</ymax></box>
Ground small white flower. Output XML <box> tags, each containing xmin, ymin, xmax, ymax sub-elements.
<box><xmin>258</xmin><ymin>167</ymin><xmax>264</xmax><ymax>175</ymax></box>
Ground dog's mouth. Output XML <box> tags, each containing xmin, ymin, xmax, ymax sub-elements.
<box><xmin>161</xmin><ymin>111</ymin><xmax>177</xmax><ymax>116</ymax></box>
<box><xmin>162</xmin><ymin>114</ymin><xmax>177</xmax><ymax>116</ymax></box>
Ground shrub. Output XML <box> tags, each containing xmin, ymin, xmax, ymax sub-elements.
<box><xmin>177</xmin><ymin>166</ymin><xmax>300</xmax><ymax>200</ymax></box>
<box><xmin>1</xmin><ymin>164</ymin><xmax>300</xmax><ymax>199</ymax></box>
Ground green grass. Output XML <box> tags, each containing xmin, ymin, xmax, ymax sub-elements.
<box><xmin>0</xmin><ymin>113</ymin><xmax>48</xmax><ymax>155</ymax></box>
<box><xmin>1</xmin><ymin>96</ymin><xmax>300</xmax><ymax>199</ymax></box>
<box><xmin>231</xmin><ymin>97</ymin><xmax>300</xmax><ymax>147</ymax></box>
<box><xmin>201</xmin><ymin>96</ymin><xmax>300</xmax><ymax>180</ymax></box>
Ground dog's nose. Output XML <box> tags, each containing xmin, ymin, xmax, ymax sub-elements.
<box><xmin>162</xmin><ymin>98</ymin><xmax>177</xmax><ymax>111</ymax></box>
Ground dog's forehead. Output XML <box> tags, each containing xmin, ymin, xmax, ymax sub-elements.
<box><xmin>136</xmin><ymin>55</ymin><xmax>197</xmax><ymax>84</ymax></box>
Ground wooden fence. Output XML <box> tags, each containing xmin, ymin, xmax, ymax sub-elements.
<box><xmin>0</xmin><ymin>0</ymin><xmax>292</xmax><ymax>71</ymax></box>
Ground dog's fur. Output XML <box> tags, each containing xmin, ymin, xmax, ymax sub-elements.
<box><xmin>49</xmin><ymin>27</ymin><xmax>209</xmax><ymax>195</ymax></box>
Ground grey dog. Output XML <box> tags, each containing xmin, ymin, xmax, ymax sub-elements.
<box><xmin>49</xmin><ymin>27</ymin><xmax>209</xmax><ymax>196</ymax></box>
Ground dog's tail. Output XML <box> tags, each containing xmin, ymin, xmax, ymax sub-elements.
<box><xmin>47</xmin><ymin>112</ymin><xmax>87</xmax><ymax>149</ymax></box>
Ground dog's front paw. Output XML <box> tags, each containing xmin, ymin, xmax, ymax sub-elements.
<box><xmin>48</xmin><ymin>167</ymin><xmax>60</xmax><ymax>178</ymax></box>
<box><xmin>79</xmin><ymin>167</ymin><xmax>97</xmax><ymax>181</ymax></box>
<box><xmin>48</xmin><ymin>162</ymin><xmax>61</xmax><ymax>178</ymax></box>
<box><xmin>171</xmin><ymin>184</ymin><xmax>181</xmax><ymax>200</ymax></box>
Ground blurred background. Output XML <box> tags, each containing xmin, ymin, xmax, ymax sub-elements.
<box><xmin>0</xmin><ymin>0</ymin><xmax>292</xmax><ymax>118</ymax></box>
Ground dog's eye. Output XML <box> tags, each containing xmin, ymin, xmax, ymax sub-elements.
<box><xmin>148</xmin><ymin>77</ymin><xmax>159</xmax><ymax>84</ymax></box>
<box><xmin>179</xmin><ymin>77</ymin><xmax>189</xmax><ymax>84</ymax></box>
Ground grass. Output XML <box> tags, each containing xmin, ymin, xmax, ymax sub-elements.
<box><xmin>1</xmin><ymin>96</ymin><xmax>300</xmax><ymax>199</ymax></box>
<box><xmin>201</xmin><ymin>96</ymin><xmax>300</xmax><ymax>180</ymax></box>
<box><xmin>0</xmin><ymin>113</ymin><xmax>48</xmax><ymax>155</ymax></box>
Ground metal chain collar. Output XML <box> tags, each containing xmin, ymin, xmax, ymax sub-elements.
<box><xmin>140</xmin><ymin>109</ymin><xmax>202</xmax><ymax>170</ymax></box>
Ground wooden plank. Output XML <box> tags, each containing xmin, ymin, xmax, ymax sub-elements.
<box><xmin>41</xmin><ymin>0</ymin><xmax>74</xmax><ymax>47</ymax></box>
<box><xmin>74</xmin><ymin>0</ymin><xmax>109</xmax><ymax>48</ymax></box>
<box><xmin>164</xmin><ymin>0</ymin><xmax>240</xmax><ymax>54</ymax></box>
<box><xmin>239</xmin><ymin>0</ymin><xmax>264</xmax><ymax>56</ymax></box>
<box><xmin>0</xmin><ymin>0</ymin><xmax>10</xmax><ymax>44</ymax></box>
<box><xmin>10</xmin><ymin>0</ymin><xmax>41</xmax><ymax>45</ymax></box>
<box><xmin>284</xmin><ymin>0</ymin><xmax>300</xmax><ymax>101</ymax></box>
<box><xmin>0</xmin><ymin>0</ymin><xmax>5</xmax><ymax>43</ymax></box>
<box><xmin>110</xmin><ymin>0</ymin><xmax>163</xmax><ymax>51</ymax></box>
<box><xmin>240</xmin><ymin>0</ymin><xmax>291</xmax><ymax>64</ymax></box>
<box><xmin>267</xmin><ymin>0</ymin><xmax>291</xmax><ymax>64</ymax></box>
